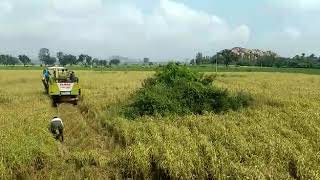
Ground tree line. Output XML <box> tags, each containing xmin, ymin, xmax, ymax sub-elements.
<box><xmin>191</xmin><ymin>50</ymin><xmax>320</xmax><ymax>68</ymax></box>
<box><xmin>2</xmin><ymin>47</ymin><xmax>320</xmax><ymax>69</ymax></box>
<box><xmin>39</xmin><ymin>48</ymin><xmax>120</xmax><ymax>66</ymax></box>
<box><xmin>0</xmin><ymin>48</ymin><xmax>121</xmax><ymax>66</ymax></box>
<box><xmin>0</xmin><ymin>54</ymin><xmax>32</xmax><ymax>66</ymax></box>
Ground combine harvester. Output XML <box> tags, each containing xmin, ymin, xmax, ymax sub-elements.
<box><xmin>42</xmin><ymin>66</ymin><xmax>81</xmax><ymax>106</ymax></box>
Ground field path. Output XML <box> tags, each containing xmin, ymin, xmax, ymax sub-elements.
<box><xmin>53</xmin><ymin>103</ymin><xmax>116</xmax><ymax>179</ymax></box>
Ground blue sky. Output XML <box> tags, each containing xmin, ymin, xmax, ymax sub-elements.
<box><xmin>0</xmin><ymin>0</ymin><xmax>319</xmax><ymax>60</ymax></box>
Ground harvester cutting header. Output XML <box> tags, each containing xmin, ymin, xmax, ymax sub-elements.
<box><xmin>42</xmin><ymin>66</ymin><xmax>81</xmax><ymax>106</ymax></box>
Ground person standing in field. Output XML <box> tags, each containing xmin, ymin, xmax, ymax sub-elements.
<box><xmin>49</xmin><ymin>117</ymin><xmax>64</xmax><ymax>142</ymax></box>
<box><xmin>44</xmin><ymin>68</ymin><xmax>51</xmax><ymax>83</ymax></box>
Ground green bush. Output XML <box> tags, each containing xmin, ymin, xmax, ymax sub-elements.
<box><xmin>125</xmin><ymin>63</ymin><xmax>252</xmax><ymax>118</ymax></box>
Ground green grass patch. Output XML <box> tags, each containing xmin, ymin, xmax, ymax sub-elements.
<box><xmin>124</xmin><ymin>64</ymin><xmax>252</xmax><ymax>118</ymax></box>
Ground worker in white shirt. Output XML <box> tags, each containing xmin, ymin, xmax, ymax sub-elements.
<box><xmin>49</xmin><ymin>117</ymin><xmax>64</xmax><ymax>142</ymax></box>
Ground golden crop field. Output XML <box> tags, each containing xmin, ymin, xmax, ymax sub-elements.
<box><xmin>0</xmin><ymin>70</ymin><xmax>320</xmax><ymax>179</ymax></box>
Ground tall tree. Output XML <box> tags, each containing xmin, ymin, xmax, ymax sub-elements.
<box><xmin>86</xmin><ymin>55</ymin><xmax>92</xmax><ymax>66</ymax></box>
<box><xmin>0</xmin><ymin>55</ymin><xmax>4</xmax><ymax>64</ymax></box>
<box><xmin>18</xmin><ymin>55</ymin><xmax>31</xmax><ymax>66</ymax></box>
<box><xmin>96</xmin><ymin>59</ymin><xmax>108</xmax><ymax>66</ymax></box>
<box><xmin>47</xmin><ymin>57</ymin><xmax>56</xmax><ymax>66</ymax></box>
<box><xmin>256</xmin><ymin>55</ymin><xmax>276</xmax><ymax>67</ymax></box>
<box><xmin>0</xmin><ymin>55</ymin><xmax>9</xmax><ymax>65</ymax></box>
<box><xmin>7</xmin><ymin>56</ymin><xmax>20</xmax><ymax>65</ymax></box>
<box><xmin>109</xmin><ymin>59</ymin><xmax>120</xmax><ymax>65</ymax></box>
<box><xmin>309</xmin><ymin>54</ymin><xmax>316</xmax><ymax>60</ymax></box>
<box><xmin>219</xmin><ymin>49</ymin><xmax>239</xmax><ymax>67</ymax></box>
<box><xmin>92</xmin><ymin>58</ymin><xmax>99</xmax><ymax>66</ymax></box>
<box><xmin>39</xmin><ymin>48</ymin><xmax>50</xmax><ymax>65</ymax></box>
<box><xmin>100</xmin><ymin>60</ymin><xmax>108</xmax><ymax>66</ymax></box>
<box><xmin>78</xmin><ymin>54</ymin><xmax>92</xmax><ymax>66</ymax></box>
<box><xmin>64</xmin><ymin>54</ymin><xmax>77</xmax><ymax>65</ymax></box>
<box><xmin>78</xmin><ymin>54</ymin><xmax>86</xmax><ymax>65</ymax></box>
<box><xmin>143</xmin><ymin>57</ymin><xmax>150</xmax><ymax>64</ymax></box>
<box><xmin>57</xmin><ymin>52</ymin><xmax>65</xmax><ymax>65</ymax></box>
<box><xmin>195</xmin><ymin>52</ymin><xmax>203</xmax><ymax>65</ymax></box>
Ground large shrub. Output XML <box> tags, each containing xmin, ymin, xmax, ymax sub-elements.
<box><xmin>125</xmin><ymin>63</ymin><xmax>252</xmax><ymax>118</ymax></box>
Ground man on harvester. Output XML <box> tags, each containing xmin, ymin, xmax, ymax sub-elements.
<box><xmin>42</xmin><ymin>68</ymin><xmax>51</xmax><ymax>93</ymax></box>
<box><xmin>49</xmin><ymin>117</ymin><xmax>64</xmax><ymax>142</ymax></box>
<box><xmin>56</xmin><ymin>69</ymin><xmax>68</xmax><ymax>82</ymax></box>
<box><xmin>42</xmin><ymin>68</ymin><xmax>51</xmax><ymax>83</ymax></box>
<box><xmin>68</xmin><ymin>71</ymin><xmax>78</xmax><ymax>83</ymax></box>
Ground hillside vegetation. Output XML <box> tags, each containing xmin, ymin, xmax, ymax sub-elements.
<box><xmin>1</xmin><ymin>69</ymin><xmax>320</xmax><ymax>179</ymax></box>
<box><xmin>194</xmin><ymin>47</ymin><xmax>320</xmax><ymax>69</ymax></box>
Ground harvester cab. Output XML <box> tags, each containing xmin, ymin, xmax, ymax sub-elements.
<box><xmin>42</xmin><ymin>66</ymin><xmax>81</xmax><ymax>106</ymax></box>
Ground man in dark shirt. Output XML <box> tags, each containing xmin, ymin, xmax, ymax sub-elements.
<box><xmin>49</xmin><ymin>117</ymin><xmax>64</xmax><ymax>142</ymax></box>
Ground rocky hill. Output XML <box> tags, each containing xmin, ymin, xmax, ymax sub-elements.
<box><xmin>230</xmin><ymin>47</ymin><xmax>278</xmax><ymax>60</ymax></box>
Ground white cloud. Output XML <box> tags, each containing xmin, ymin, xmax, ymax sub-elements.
<box><xmin>0</xmin><ymin>0</ymin><xmax>251</xmax><ymax>59</ymax></box>
<box><xmin>284</xmin><ymin>27</ymin><xmax>301</xmax><ymax>39</ymax></box>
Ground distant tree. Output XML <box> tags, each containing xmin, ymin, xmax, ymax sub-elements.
<box><xmin>0</xmin><ymin>55</ymin><xmax>3</xmax><ymax>65</ymax></box>
<box><xmin>256</xmin><ymin>55</ymin><xmax>276</xmax><ymax>67</ymax></box>
<box><xmin>0</xmin><ymin>55</ymin><xmax>11</xmax><ymax>65</ymax></box>
<box><xmin>274</xmin><ymin>57</ymin><xmax>289</xmax><ymax>68</ymax></box>
<box><xmin>57</xmin><ymin>52</ymin><xmax>68</xmax><ymax>66</ymax></box>
<box><xmin>100</xmin><ymin>60</ymin><xmax>108</xmax><ymax>66</ymax></box>
<box><xmin>39</xmin><ymin>48</ymin><xmax>50</xmax><ymax>65</ymax></box>
<box><xmin>236</xmin><ymin>58</ymin><xmax>251</xmax><ymax>66</ymax></box>
<box><xmin>4</xmin><ymin>55</ymin><xmax>20</xmax><ymax>66</ymax></box>
<box><xmin>92</xmin><ymin>58</ymin><xmax>99</xmax><ymax>66</ymax></box>
<box><xmin>309</xmin><ymin>54</ymin><xmax>316</xmax><ymax>60</ymax></box>
<box><xmin>203</xmin><ymin>56</ymin><xmax>210</xmax><ymax>64</ymax></box>
<box><xmin>109</xmin><ymin>59</ymin><xmax>120</xmax><ymax>65</ymax></box>
<box><xmin>2</xmin><ymin>55</ymin><xmax>9</xmax><ymax>65</ymax></box>
<box><xmin>64</xmin><ymin>54</ymin><xmax>77</xmax><ymax>65</ymax></box>
<box><xmin>78</xmin><ymin>54</ymin><xmax>93</xmax><ymax>66</ymax></box>
<box><xmin>293</xmin><ymin>55</ymin><xmax>300</xmax><ymax>61</ymax></box>
<box><xmin>195</xmin><ymin>52</ymin><xmax>203</xmax><ymax>65</ymax></box>
<box><xmin>77</xmin><ymin>54</ymin><xmax>86</xmax><ymax>65</ymax></box>
<box><xmin>47</xmin><ymin>57</ymin><xmax>56</xmax><ymax>66</ymax></box>
<box><xmin>143</xmin><ymin>57</ymin><xmax>150</xmax><ymax>64</ymax></box>
<box><xmin>209</xmin><ymin>56</ymin><xmax>216</xmax><ymax>64</ymax></box>
<box><xmin>288</xmin><ymin>53</ymin><xmax>320</xmax><ymax>68</ymax></box>
<box><xmin>86</xmin><ymin>55</ymin><xmax>92</xmax><ymax>66</ymax></box>
<box><xmin>57</xmin><ymin>52</ymin><xmax>64</xmax><ymax>60</ymax></box>
<box><xmin>190</xmin><ymin>59</ymin><xmax>195</xmax><ymax>65</ymax></box>
<box><xmin>59</xmin><ymin>58</ymin><xmax>69</xmax><ymax>66</ymax></box>
<box><xmin>303</xmin><ymin>54</ymin><xmax>318</xmax><ymax>68</ymax></box>
<box><xmin>18</xmin><ymin>55</ymin><xmax>31</xmax><ymax>66</ymax></box>
<box><xmin>218</xmin><ymin>49</ymin><xmax>239</xmax><ymax>67</ymax></box>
